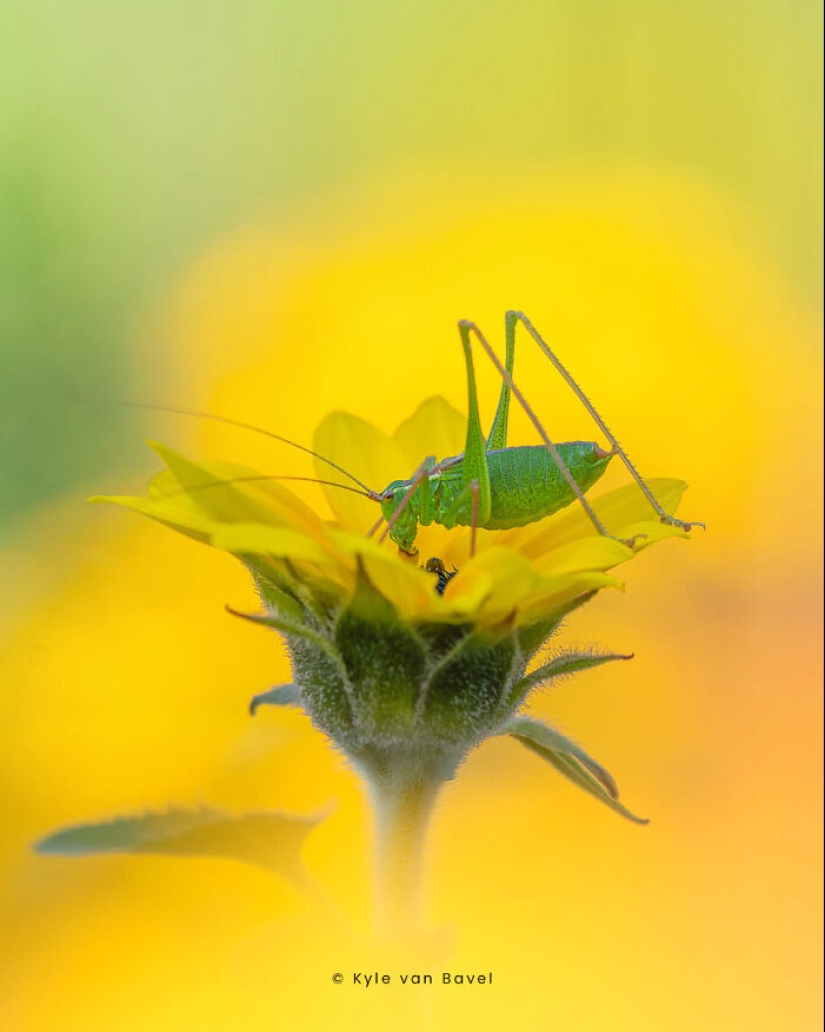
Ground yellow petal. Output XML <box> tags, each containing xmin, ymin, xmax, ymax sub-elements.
<box><xmin>209</xmin><ymin>523</ymin><xmax>340</xmax><ymax>567</ymax></box>
<box><xmin>516</xmin><ymin>571</ymin><xmax>623</xmax><ymax>625</ymax></box>
<box><xmin>329</xmin><ymin>530</ymin><xmax>438</xmax><ymax>621</ymax></box>
<box><xmin>312</xmin><ymin>412</ymin><xmax>407</xmax><ymax>534</ymax></box>
<box><xmin>392</xmin><ymin>396</ymin><xmax>467</xmax><ymax>469</ymax></box>
<box><xmin>90</xmin><ymin>492</ymin><xmax>213</xmax><ymax>544</ymax></box>
<box><xmin>440</xmin><ymin>569</ymin><xmax>494</xmax><ymax>618</ymax></box>
<box><xmin>148</xmin><ymin>442</ymin><xmax>331</xmax><ymax>541</ymax></box>
<box><xmin>499</xmin><ymin>478</ymin><xmax>688</xmax><ymax>558</ymax></box>
<box><xmin>440</xmin><ymin>545</ymin><xmax>627</xmax><ymax>628</ymax></box>
<box><xmin>444</xmin><ymin>547</ymin><xmax>545</xmax><ymax>618</ymax></box>
<box><xmin>532</xmin><ymin>535</ymin><xmax>633</xmax><ymax>578</ymax></box>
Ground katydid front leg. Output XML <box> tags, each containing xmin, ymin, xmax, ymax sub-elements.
<box><xmin>379</xmin><ymin>456</ymin><xmax>437</xmax><ymax>557</ymax></box>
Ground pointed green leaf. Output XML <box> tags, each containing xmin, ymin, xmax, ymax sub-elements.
<box><xmin>508</xmin><ymin>649</ymin><xmax>633</xmax><ymax>707</ymax></box>
<box><xmin>250</xmin><ymin>683</ymin><xmax>301</xmax><ymax>715</ymax></box>
<box><xmin>506</xmin><ymin>715</ymin><xmax>620</xmax><ymax>796</ymax></box>
<box><xmin>246</xmin><ymin>564</ymin><xmax>306</xmax><ymax>623</ymax></box>
<box><xmin>226</xmin><ymin>605</ymin><xmax>343</xmax><ymax>666</ymax></box>
<box><xmin>36</xmin><ymin>807</ymin><xmax>323</xmax><ymax>886</ymax></box>
<box><xmin>502</xmin><ymin>716</ymin><xmax>648</xmax><ymax>824</ymax></box>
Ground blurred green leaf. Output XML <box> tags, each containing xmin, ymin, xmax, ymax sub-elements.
<box><xmin>36</xmin><ymin>807</ymin><xmax>323</xmax><ymax>886</ymax></box>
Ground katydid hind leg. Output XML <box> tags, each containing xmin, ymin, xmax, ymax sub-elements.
<box><xmin>459</xmin><ymin>320</ymin><xmax>614</xmax><ymax>539</ymax></box>
<box><xmin>485</xmin><ymin>313</ymin><xmax>517</xmax><ymax>451</ymax></box>
<box><xmin>469</xmin><ymin>479</ymin><xmax>479</xmax><ymax>557</ymax></box>
<box><xmin>507</xmin><ymin>311</ymin><xmax>704</xmax><ymax>532</ymax></box>
<box><xmin>457</xmin><ymin>322</ymin><xmax>493</xmax><ymax>527</ymax></box>
<box><xmin>438</xmin><ymin>477</ymin><xmax>482</xmax><ymax>558</ymax></box>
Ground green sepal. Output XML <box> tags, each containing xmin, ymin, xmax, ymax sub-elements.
<box><xmin>250</xmin><ymin>683</ymin><xmax>301</xmax><ymax>714</ymax></box>
<box><xmin>245</xmin><ymin>561</ymin><xmax>307</xmax><ymax>623</ymax></box>
<box><xmin>35</xmin><ymin>807</ymin><xmax>323</xmax><ymax>886</ymax></box>
<box><xmin>226</xmin><ymin>607</ymin><xmax>354</xmax><ymax>740</ymax></box>
<box><xmin>420</xmin><ymin>632</ymin><xmax>516</xmax><ymax>742</ymax></box>
<box><xmin>225</xmin><ymin>605</ymin><xmax>343</xmax><ymax>666</ymax></box>
<box><xmin>507</xmin><ymin>649</ymin><xmax>633</xmax><ymax>709</ymax></box>
<box><xmin>501</xmin><ymin>716</ymin><xmax>648</xmax><ymax>824</ymax></box>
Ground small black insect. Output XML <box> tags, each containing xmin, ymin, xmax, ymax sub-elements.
<box><xmin>425</xmin><ymin>557</ymin><xmax>459</xmax><ymax>596</ymax></box>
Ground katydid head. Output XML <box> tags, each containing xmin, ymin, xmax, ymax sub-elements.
<box><xmin>379</xmin><ymin>480</ymin><xmax>420</xmax><ymax>554</ymax></box>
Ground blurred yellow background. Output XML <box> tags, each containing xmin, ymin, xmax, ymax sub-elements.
<box><xmin>1</xmin><ymin>3</ymin><xmax>821</xmax><ymax>1030</ymax></box>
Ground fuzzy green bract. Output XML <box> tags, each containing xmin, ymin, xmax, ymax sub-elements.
<box><xmin>247</xmin><ymin>557</ymin><xmax>641</xmax><ymax>820</ymax></box>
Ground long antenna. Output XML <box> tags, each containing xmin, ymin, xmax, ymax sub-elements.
<box><xmin>123</xmin><ymin>402</ymin><xmax>379</xmax><ymax>498</ymax></box>
<box><xmin>147</xmin><ymin>473</ymin><xmax>378</xmax><ymax>503</ymax></box>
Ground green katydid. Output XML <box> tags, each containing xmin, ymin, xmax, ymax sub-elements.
<box><xmin>133</xmin><ymin>310</ymin><xmax>701</xmax><ymax>563</ymax></box>
<box><xmin>370</xmin><ymin>310</ymin><xmax>701</xmax><ymax>557</ymax></box>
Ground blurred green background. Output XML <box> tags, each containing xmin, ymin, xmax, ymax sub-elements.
<box><xmin>1</xmin><ymin>0</ymin><xmax>821</xmax><ymax>528</ymax></box>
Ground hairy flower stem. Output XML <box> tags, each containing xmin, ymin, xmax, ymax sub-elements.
<box><xmin>365</xmin><ymin>761</ymin><xmax>446</xmax><ymax>939</ymax></box>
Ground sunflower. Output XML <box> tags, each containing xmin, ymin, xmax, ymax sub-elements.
<box><xmin>70</xmin><ymin>392</ymin><xmax>692</xmax><ymax>929</ymax></box>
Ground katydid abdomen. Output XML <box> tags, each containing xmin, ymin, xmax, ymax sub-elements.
<box><xmin>478</xmin><ymin>443</ymin><xmax>612</xmax><ymax>529</ymax></box>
